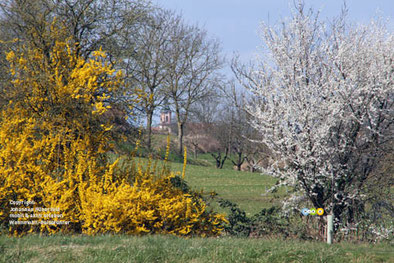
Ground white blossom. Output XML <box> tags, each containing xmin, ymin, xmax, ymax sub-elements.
<box><xmin>245</xmin><ymin>3</ymin><xmax>393</xmax><ymax>228</ymax></box>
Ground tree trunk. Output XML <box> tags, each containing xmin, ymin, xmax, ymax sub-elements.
<box><xmin>231</xmin><ymin>150</ymin><xmax>245</xmax><ymax>171</ymax></box>
<box><xmin>177</xmin><ymin>121</ymin><xmax>184</xmax><ymax>155</ymax></box>
<box><xmin>219</xmin><ymin>147</ymin><xmax>229</xmax><ymax>169</ymax></box>
<box><xmin>211</xmin><ymin>147</ymin><xmax>229</xmax><ymax>169</ymax></box>
<box><xmin>192</xmin><ymin>142</ymin><xmax>198</xmax><ymax>158</ymax></box>
<box><xmin>211</xmin><ymin>152</ymin><xmax>221</xmax><ymax>168</ymax></box>
<box><xmin>238</xmin><ymin>152</ymin><xmax>242</xmax><ymax>171</ymax></box>
<box><xmin>146</xmin><ymin>110</ymin><xmax>153</xmax><ymax>151</ymax></box>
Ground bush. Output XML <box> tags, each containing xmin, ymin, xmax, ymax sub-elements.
<box><xmin>78</xmin><ymin>161</ymin><xmax>227</xmax><ymax>236</ymax></box>
<box><xmin>218</xmin><ymin>199</ymin><xmax>290</xmax><ymax>238</ymax></box>
<box><xmin>0</xmin><ymin>23</ymin><xmax>227</xmax><ymax>237</ymax></box>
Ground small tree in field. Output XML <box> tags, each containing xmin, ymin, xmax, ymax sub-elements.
<box><xmin>243</xmin><ymin>3</ymin><xmax>393</xmax><ymax>236</ymax></box>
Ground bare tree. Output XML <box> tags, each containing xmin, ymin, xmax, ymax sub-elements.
<box><xmin>219</xmin><ymin>80</ymin><xmax>260</xmax><ymax>171</ymax></box>
<box><xmin>121</xmin><ymin>9</ymin><xmax>177</xmax><ymax>150</ymax></box>
<box><xmin>231</xmin><ymin>57</ymin><xmax>272</xmax><ymax>173</ymax></box>
<box><xmin>163</xmin><ymin>19</ymin><xmax>223</xmax><ymax>154</ymax></box>
<box><xmin>224</xmin><ymin>82</ymin><xmax>247</xmax><ymax>171</ymax></box>
<box><xmin>205</xmin><ymin>80</ymin><xmax>250</xmax><ymax>170</ymax></box>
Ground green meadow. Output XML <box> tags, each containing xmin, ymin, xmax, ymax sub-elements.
<box><xmin>1</xmin><ymin>234</ymin><xmax>392</xmax><ymax>263</ymax></box>
<box><xmin>166</xmin><ymin>159</ymin><xmax>284</xmax><ymax>215</ymax></box>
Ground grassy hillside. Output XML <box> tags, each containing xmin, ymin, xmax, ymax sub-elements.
<box><xmin>123</xmin><ymin>155</ymin><xmax>284</xmax><ymax>216</ymax></box>
<box><xmin>1</xmin><ymin>234</ymin><xmax>392</xmax><ymax>263</ymax></box>
<box><xmin>167</xmin><ymin>160</ymin><xmax>284</xmax><ymax>215</ymax></box>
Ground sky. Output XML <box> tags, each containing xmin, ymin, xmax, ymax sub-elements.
<box><xmin>149</xmin><ymin>0</ymin><xmax>393</xmax><ymax>124</ymax></box>
<box><xmin>153</xmin><ymin>0</ymin><xmax>393</xmax><ymax>66</ymax></box>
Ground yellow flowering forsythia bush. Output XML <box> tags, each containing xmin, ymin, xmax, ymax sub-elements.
<box><xmin>0</xmin><ymin>28</ymin><xmax>226</xmax><ymax>236</ymax></box>
<box><xmin>81</xmin><ymin>160</ymin><xmax>227</xmax><ymax>236</ymax></box>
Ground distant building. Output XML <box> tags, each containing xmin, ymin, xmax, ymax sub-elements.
<box><xmin>160</xmin><ymin>106</ymin><xmax>171</xmax><ymax>126</ymax></box>
<box><xmin>152</xmin><ymin>105</ymin><xmax>222</xmax><ymax>155</ymax></box>
<box><xmin>153</xmin><ymin>104</ymin><xmax>173</xmax><ymax>134</ymax></box>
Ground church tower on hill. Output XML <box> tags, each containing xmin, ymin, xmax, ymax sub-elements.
<box><xmin>160</xmin><ymin>105</ymin><xmax>171</xmax><ymax>125</ymax></box>
<box><xmin>159</xmin><ymin>102</ymin><xmax>172</xmax><ymax>133</ymax></box>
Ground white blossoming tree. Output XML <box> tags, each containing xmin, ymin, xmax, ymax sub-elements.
<box><xmin>242</xmin><ymin>3</ymin><xmax>393</xmax><ymax>234</ymax></box>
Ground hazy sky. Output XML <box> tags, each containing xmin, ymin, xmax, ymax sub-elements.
<box><xmin>154</xmin><ymin>0</ymin><xmax>393</xmax><ymax>64</ymax></box>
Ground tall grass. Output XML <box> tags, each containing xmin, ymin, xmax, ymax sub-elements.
<box><xmin>1</xmin><ymin>234</ymin><xmax>392</xmax><ymax>263</ymax></box>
